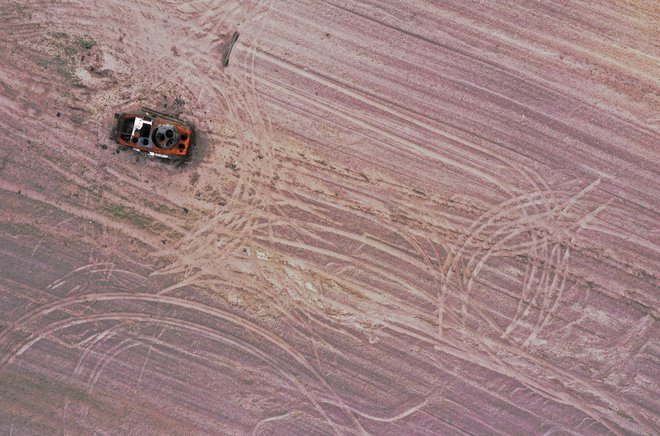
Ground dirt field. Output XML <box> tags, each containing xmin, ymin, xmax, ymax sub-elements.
<box><xmin>0</xmin><ymin>0</ymin><xmax>658</xmax><ymax>434</ymax></box>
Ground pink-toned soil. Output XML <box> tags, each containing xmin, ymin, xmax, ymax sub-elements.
<box><xmin>0</xmin><ymin>0</ymin><xmax>658</xmax><ymax>434</ymax></box>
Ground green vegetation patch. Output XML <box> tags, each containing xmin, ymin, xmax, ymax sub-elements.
<box><xmin>75</xmin><ymin>36</ymin><xmax>96</xmax><ymax>50</ymax></box>
<box><xmin>102</xmin><ymin>202</ymin><xmax>151</xmax><ymax>229</ymax></box>
<box><xmin>143</xmin><ymin>198</ymin><xmax>182</xmax><ymax>216</ymax></box>
<box><xmin>41</xmin><ymin>32</ymin><xmax>95</xmax><ymax>84</ymax></box>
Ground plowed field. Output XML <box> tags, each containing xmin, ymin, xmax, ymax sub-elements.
<box><xmin>1</xmin><ymin>1</ymin><xmax>658</xmax><ymax>434</ymax></box>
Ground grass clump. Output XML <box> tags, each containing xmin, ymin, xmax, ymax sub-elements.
<box><xmin>103</xmin><ymin>203</ymin><xmax>150</xmax><ymax>229</ymax></box>
<box><xmin>75</xmin><ymin>36</ymin><xmax>95</xmax><ymax>50</ymax></box>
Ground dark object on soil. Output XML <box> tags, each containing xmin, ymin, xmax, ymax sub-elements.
<box><xmin>223</xmin><ymin>31</ymin><xmax>239</xmax><ymax>67</ymax></box>
<box><xmin>110</xmin><ymin>107</ymin><xmax>194</xmax><ymax>161</ymax></box>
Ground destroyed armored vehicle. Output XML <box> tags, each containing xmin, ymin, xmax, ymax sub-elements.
<box><xmin>111</xmin><ymin>107</ymin><xmax>193</xmax><ymax>161</ymax></box>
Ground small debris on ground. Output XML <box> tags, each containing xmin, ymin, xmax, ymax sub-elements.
<box><xmin>222</xmin><ymin>31</ymin><xmax>239</xmax><ymax>67</ymax></box>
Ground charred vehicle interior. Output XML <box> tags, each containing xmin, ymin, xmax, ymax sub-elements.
<box><xmin>111</xmin><ymin>107</ymin><xmax>193</xmax><ymax>161</ymax></box>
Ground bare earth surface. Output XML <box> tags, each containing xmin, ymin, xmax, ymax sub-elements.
<box><xmin>1</xmin><ymin>1</ymin><xmax>658</xmax><ymax>434</ymax></box>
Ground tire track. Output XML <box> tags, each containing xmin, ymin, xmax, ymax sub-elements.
<box><xmin>440</xmin><ymin>180</ymin><xmax>602</xmax><ymax>337</ymax></box>
<box><xmin>151</xmin><ymin>1</ymin><xmax>282</xmax><ymax>292</ymax></box>
<box><xmin>0</xmin><ymin>292</ymin><xmax>369</xmax><ymax>433</ymax></box>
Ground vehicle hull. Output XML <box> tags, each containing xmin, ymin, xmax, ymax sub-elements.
<box><xmin>111</xmin><ymin>107</ymin><xmax>193</xmax><ymax>161</ymax></box>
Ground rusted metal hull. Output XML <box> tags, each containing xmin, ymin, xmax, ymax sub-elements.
<box><xmin>111</xmin><ymin>107</ymin><xmax>193</xmax><ymax>161</ymax></box>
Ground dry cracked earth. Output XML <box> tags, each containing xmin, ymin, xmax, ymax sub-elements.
<box><xmin>0</xmin><ymin>0</ymin><xmax>658</xmax><ymax>434</ymax></box>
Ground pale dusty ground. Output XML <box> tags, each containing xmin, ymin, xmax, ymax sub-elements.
<box><xmin>0</xmin><ymin>0</ymin><xmax>658</xmax><ymax>434</ymax></box>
